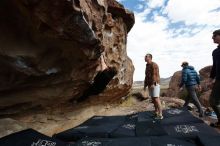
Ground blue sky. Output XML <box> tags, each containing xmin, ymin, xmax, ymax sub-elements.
<box><xmin>116</xmin><ymin>0</ymin><xmax>220</xmax><ymax>81</ymax></box>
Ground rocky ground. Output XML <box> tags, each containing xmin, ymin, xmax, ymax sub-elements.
<box><xmin>0</xmin><ymin>86</ymin><xmax>219</xmax><ymax>138</ymax></box>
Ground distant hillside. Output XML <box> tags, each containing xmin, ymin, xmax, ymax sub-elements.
<box><xmin>133</xmin><ymin>77</ymin><xmax>171</xmax><ymax>89</ymax></box>
<box><xmin>160</xmin><ymin>77</ymin><xmax>172</xmax><ymax>86</ymax></box>
<box><xmin>133</xmin><ymin>81</ymin><xmax>144</xmax><ymax>85</ymax></box>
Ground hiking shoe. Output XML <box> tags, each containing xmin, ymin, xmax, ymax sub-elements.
<box><xmin>154</xmin><ymin>115</ymin><xmax>163</xmax><ymax>120</ymax></box>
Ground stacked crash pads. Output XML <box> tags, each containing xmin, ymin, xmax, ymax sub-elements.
<box><xmin>1</xmin><ymin>108</ymin><xmax>220</xmax><ymax>146</ymax></box>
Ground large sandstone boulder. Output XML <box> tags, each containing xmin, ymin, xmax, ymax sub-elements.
<box><xmin>166</xmin><ymin>71</ymin><xmax>182</xmax><ymax>97</ymax></box>
<box><xmin>199</xmin><ymin>66</ymin><xmax>212</xmax><ymax>92</ymax></box>
<box><xmin>0</xmin><ymin>118</ymin><xmax>27</xmax><ymax>138</ymax></box>
<box><xmin>200</xmin><ymin>90</ymin><xmax>211</xmax><ymax>107</ymax></box>
<box><xmin>199</xmin><ymin>66</ymin><xmax>212</xmax><ymax>107</ymax></box>
<box><xmin>0</xmin><ymin>0</ymin><xmax>134</xmax><ymax>115</ymax></box>
<box><xmin>200</xmin><ymin>66</ymin><xmax>212</xmax><ymax>79</ymax></box>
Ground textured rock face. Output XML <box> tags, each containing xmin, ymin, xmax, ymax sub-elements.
<box><xmin>0</xmin><ymin>118</ymin><xmax>27</xmax><ymax>138</ymax></box>
<box><xmin>166</xmin><ymin>71</ymin><xmax>182</xmax><ymax>97</ymax></box>
<box><xmin>200</xmin><ymin>66</ymin><xmax>212</xmax><ymax>79</ymax></box>
<box><xmin>0</xmin><ymin>0</ymin><xmax>134</xmax><ymax>115</ymax></box>
<box><xmin>200</xmin><ymin>90</ymin><xmax>211</xmax><ymax>107</ymax></box>
<box><xmin>199</xmin><ymin>66</ymin><xmax>212</xmax><ymax>92</ymax></box>
<box><xmin>199</xmin><ymin>66</ymin><xmax>212</xmax><ymax>107</ymax></box>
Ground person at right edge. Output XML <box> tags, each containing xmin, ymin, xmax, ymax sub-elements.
<box><xmin>209</xmin><ymin>29</ymin><xmax>220</xmax><ymax>128</ymax></box>
<box><xmin>179</xmin><ymin>62</ymin><xmax>204</xmax><ymax>117</ymax></box>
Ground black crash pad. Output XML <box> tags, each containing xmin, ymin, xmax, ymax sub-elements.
<box><xmin>0</xmin><ymin>129</ymin><xmax>72</xmax><ymax>146</ymax></box>
<box><xmin>138</xmin><ymin>108</ymin><xmax>191</xmax><ymax>122</ymax></box>
<box><xmin>138</xmin><ymin>108</ymin><xmax>202</xmax><ymax>124</ymax></box>
<box><xmin>151</xmin><ymin>136</ymin><xmax>197</xmax><ymax>146</ymax></box>
<box><xmin>160</xmin><ymin>114</ymin><xmax>204</xmax><ymax>125</ymax></box>
<box><xmin>164</xmin><ymin>123</ymin><xmax>219</xmax><ymax>139</ymax></box>
<box><xmin>75</xmin><ymin>137</ymin><xmax>151</xmax><ymax>146</ymax></box>
<box><xmin>83</xmin><ymin>115</ymin><xmax>126</xmax><ymax>126</ymax></box>
<box><xmin>136</xmin><ymin>121</ymin><xmax>167</xmax><ymax>136</ymax></box>
<box><xmin>137</xmin><ymin>111</ymin><xmax>155</xmax><ymax>122</ymax></box>
<box><xmin>53</xmin><ymin>123</ymin><xmax>121</xmax><ymax>142</ymax></box>
<box><xmin>53</xmin><ymin>116</ymin><xmax>126</xmax><ymax>142</ymax></box>
<box><xmin>110</xmin><ymin>113</ymin><xmax>138</xmax><ymax>138</ymax></box>
<box><xmin>197</xmin><ymin>134</ymin><xmax>220</xmax><ymax>146</ymax></box>
<box><xmin>162</xmin><ymin>108</ymin><xmax>193</xmax><ymax>118</ymax></box>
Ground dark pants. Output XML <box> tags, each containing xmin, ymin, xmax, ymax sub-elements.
<box><xmin>184</xmin><ymin>85</ymin><xmax>203</xmax><ymax>114</ymax></box>
<box><xmin>209</xmin><ymin>80</ymin><xmax>220</xmax><ymax>122</ymax></box>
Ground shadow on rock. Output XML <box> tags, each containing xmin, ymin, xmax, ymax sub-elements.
<box><xmin>70</xmin><ymin>67</ymin><xmax>117</xmax><ymax>103</ymax></box>
<box><xmin>132</xmin><ymin>92</ymin><xmax>148</xmax><ymax>101</ymax></box>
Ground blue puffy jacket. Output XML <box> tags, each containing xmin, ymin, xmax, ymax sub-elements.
<box><xmin>179</xmin><ymin>66</ymin><xmax>200</xmax><ymax>87</ymax></box>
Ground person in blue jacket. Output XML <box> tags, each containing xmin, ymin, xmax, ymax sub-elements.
<box><xmin>179</xmin><ymin>62</ymin><xmax>204</xmax><ymax>117</ymax></box>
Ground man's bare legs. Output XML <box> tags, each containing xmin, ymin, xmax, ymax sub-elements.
<box><xmin>153</xmin><ymin>97</ymin><xmax>163</xmax><ymax>118</ymax></box>
<box><xmin>152</xmin><ymin>99</ymin><xmax>159</xmax><ymax>115</ymax></box>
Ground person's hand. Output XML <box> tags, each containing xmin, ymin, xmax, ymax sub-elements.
<box><xmin>143</xmin><ymin>86</ymin><xmax>147</xmax><ymax>91</ymax></box>
<box><xmin>149</xmin><ymin>85</ymin><xmax>154</xmax><ymax>89</ymax></box>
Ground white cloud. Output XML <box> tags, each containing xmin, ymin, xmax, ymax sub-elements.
<box><xmin>135</xmin><ymin>8</ymin><xmax>151</xmax><ymax>19</ymax></box>
<box><xmin>116</xmin><ymin>0</ymin><xmax>220</xmax><ymax>81</ymax></box>
<box><xmin>148</xmin><ymin>0</ymin><xmax>166</xmax><ymax>8</ymax></box>
<box><xmin>164</xmin><ymin>0</ymin><xmax>220</xmax><ymax>25</ymax></box>
<box><xmin>135</xmin><ymin>4</ymin><xmax>144</xmax><ymax>10</ymax></box>
<box><xmin>127</xmin><ymin>3</ymin><xmax>219</xmax><ymax>81</ymax></box>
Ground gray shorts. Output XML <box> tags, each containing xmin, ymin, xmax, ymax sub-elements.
<box><xmin>148</xmin><ymin>84</ymin><xmax>160</xmax><ymax>98</ymax></box>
